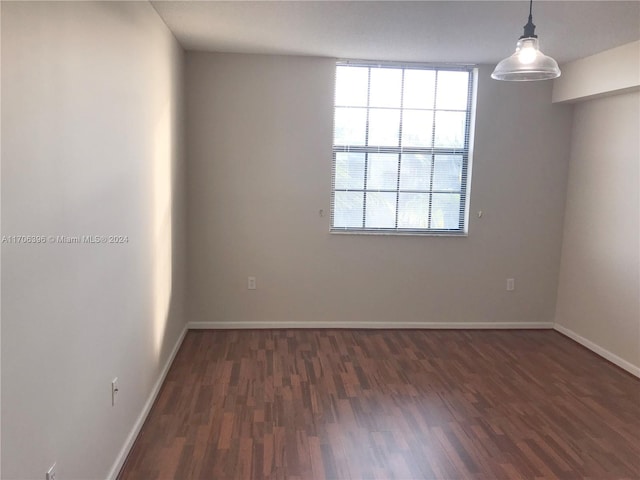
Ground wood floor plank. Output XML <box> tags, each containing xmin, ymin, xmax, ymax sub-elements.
<box><xmin>118</xmin><ymin>329</ymin><xmax>640</xmax><ymax>479</ymax></box>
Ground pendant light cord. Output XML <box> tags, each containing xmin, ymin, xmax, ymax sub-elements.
<box><xmin>521</xmin><ymin>0</ymin><xmax>537</xmax><ymax>38</ymax></box>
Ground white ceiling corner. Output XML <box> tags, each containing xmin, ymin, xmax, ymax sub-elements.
<box><xmin>151</xmin><ymin>1</ymin><xmax>640</xmax><ymax>64</ymax></box>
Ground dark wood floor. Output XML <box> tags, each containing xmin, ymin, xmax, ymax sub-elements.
<box><xmin>119</xmin><ymin>329</ymin><xmax>640</xmax><ymax>479</ymax></box>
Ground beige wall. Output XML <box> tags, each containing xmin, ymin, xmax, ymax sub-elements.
<box><xmin>1</xmin><ymin>2</ymin><xmax>186</xmax><ymax>478</ymax></box>
<box><xmin>186</xmin><ymin>53</ymin><xmax>573</xmax><ymax>328</ymax></box>
<box><xmin>555</xmin><ymin>91</ymin><xmax>640</xmax><ymax>370</ymax></box>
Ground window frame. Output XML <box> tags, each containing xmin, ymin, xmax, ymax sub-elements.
<box><xmin>330</xmin><ymin>60</ymin><xmax>476</xmax><ymax>236</ymax></box>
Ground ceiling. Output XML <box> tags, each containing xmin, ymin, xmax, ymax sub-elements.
<box><xmin>151</xmin><ymin>1</ymin><xmax>640</xmax><ymax>65</ymax></box>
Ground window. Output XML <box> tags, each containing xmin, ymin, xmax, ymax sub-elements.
<box><xmin>331</xmin><ymin>61</ymin><xmax>475</xmax><ymax>234</ymax></box>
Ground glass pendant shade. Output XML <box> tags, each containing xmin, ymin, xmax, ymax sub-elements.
<box><xmin>492</xmin><ymin>37</ymin><xmax>561</xmax><ymax>81</ymax></box>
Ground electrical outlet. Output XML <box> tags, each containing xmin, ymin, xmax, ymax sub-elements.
<box><xmin>112</xmin><ymin>377</ymin><xmax>119</xmax><ymax>406</ymax></box>
<box><xmin>46</xmin><ymin>463</ymin><xmax>56</xmax><ymax>480</ymax></box>
<box><xmin>248</xmin><ymin>276</ymin><xmax>256</xmax><ymax>290</ymax></box>
<box><xmin>506</xmin><ymin>278</ymin><xmax>515</xmax><ymax>291</ymax></box>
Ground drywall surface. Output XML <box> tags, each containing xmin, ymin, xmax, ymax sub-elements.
<box><xmin>555</xmin><ymin>91</ymin><xmax>640</xmax><ymax>369</ymax></box>
<box><xmin>553</xmin><ymin>41</ymin><xmax>640</xmax><ymax>103</ymax></box>
<box><xmin>0</xmin><ymin>3</ymin><xmax>3</xmax><ymax>476</ymax></box>
<box><xmin>1</xmin><ymin>2</ymin><xmax>186</xmax><ymax>478</ymax></box>
<box><xmin>186</xmin><ymin>53</ymin><xmax>573</xmax><ymax>327</ymax></box>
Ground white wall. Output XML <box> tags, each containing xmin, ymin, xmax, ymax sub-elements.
<box><xmin>1</xmin><ymin>2</ymin><xmax>186</xmax><ymax>478</ymax></box>
<box><xmin>0</xmin><ymin>3</ymin><xmax>3</xmax><ymax>475</ymax></box>
<box><xmin>553</xmin><ymin>41</ymin><xmax>640</xmax><ymax>103</ymax></box>
<box><xmin>186</xmin><ymin>53</ymin><xmax>573</xmax><ymax>328</ymax></box>
<box><xmin>555</xmin><ymin>90</ymin><xmax>640</xmax><ymax>372</ymax></box>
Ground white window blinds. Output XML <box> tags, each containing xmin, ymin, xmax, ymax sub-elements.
<box><xmin>331</xmin><ymin>61</ymin><xmax>475</xmax><ymax>234</ymax></box>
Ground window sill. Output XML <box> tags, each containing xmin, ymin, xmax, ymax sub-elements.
<box><xmin>330</xmin><ymin>229</ymin><xmax>468</xmax><ymax>237</ymax></box>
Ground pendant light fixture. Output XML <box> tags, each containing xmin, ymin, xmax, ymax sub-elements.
<box><xmin>492</xmin><ymin>0</ymin><xmax>561</xmax><ymax>81</ymax></box>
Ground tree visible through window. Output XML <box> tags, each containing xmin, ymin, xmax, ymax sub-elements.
<box><xmin>331</xmin><ymin>61</ymin><xmax>474</xmax><ymax>234</ymax></box>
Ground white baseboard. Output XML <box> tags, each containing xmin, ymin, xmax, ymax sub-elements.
<box><xmin>554</xmin><ymin>323</ymin><xmax>640</xmax><ymax>378</ymax></box>
<box><xmin>106</xmin><ymin>325</ymin><xmax>188</xmax><ymax>480</ymax></box>
<box><xmin>187</xmin><ymin>320</ymin><xmax>554</xmax><ymax>330</ymax></box>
